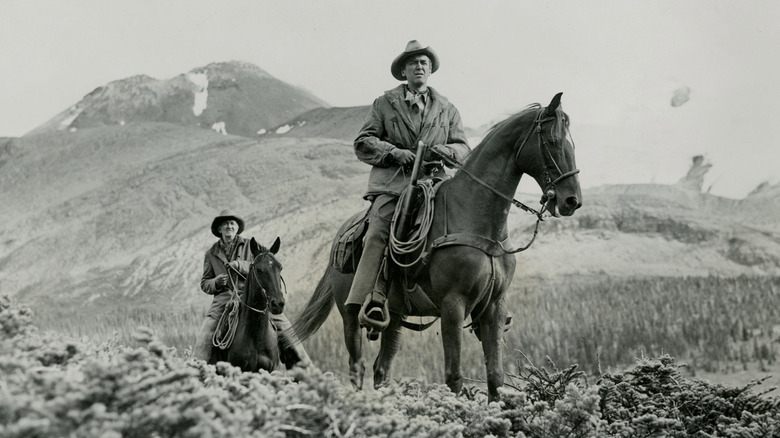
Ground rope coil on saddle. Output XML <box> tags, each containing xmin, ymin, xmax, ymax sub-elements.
<box><xmin>388</xmin><ymin>180</ymin><xmax>437</xmax><ymax>268</ymax></box>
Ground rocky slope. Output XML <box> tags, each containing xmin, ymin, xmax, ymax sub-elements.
<box><xmin>2</xmin><ymin>120</ymin><xmax>778</xmax><ymax>319</ymax></box>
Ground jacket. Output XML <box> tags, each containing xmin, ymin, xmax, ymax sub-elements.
<box><xmin>200</xmin><ymin>235</ymin><xmax>253</xmax><ymax>295</ymax></box>
<box><xmin>354</xmin><ymin>84</ymin><xmax>471</xmax><ymax>198</ymax></box>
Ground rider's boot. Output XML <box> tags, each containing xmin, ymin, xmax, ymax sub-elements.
<box><xmin>358</xmin><ymin>255</ymin><xmax>391</xmax><ymax>340</ymax></box>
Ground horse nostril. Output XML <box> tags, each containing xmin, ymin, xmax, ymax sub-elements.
<box><xmin>565</xmin><ymin>196</ymin><xmax>579</xmax><ymax>209</ymax></box>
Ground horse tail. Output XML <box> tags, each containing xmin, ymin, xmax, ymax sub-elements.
<box><xmin>290</xmin><ymin>266</ymin><xmax>336</xmax><ymax>342</ymax></box>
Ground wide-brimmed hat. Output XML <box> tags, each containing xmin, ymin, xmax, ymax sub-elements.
<box><xmin>390</xmin><ymin>40</ymin><xmax>439</xmax><ymax>81</ymax></box>
<box><xmin>211</xmin><ymin>209</ymin><xmax>245</xmax><ymax>237</ymax></box>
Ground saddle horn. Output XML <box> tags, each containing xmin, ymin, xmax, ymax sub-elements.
<box><xmin>545</xmin><ymin>92</ymin><xmax>563</xmax><ymax>116</ymax></box>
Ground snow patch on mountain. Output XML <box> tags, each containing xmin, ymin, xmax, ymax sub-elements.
<box><xmin>187</xmin><ymin>72</ymin><xmax>209</xmax><ymax>116</ymax></box>
<box><xmin>211</xmin><ymin>121</ymin><xmax>227</xmax><ymax>135</ymax></box>
<box><xmin>59</xmin><ymin>107</ymin><xmax>81</xmax><ymax>129</ymax></box>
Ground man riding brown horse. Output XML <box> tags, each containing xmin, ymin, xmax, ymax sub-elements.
<box><xmin>347</xmin><ymin>40</ymin><xmax>471</xmax><ymax>336</ymax></box>
<box><xmin>194</xmin><ymin>209</ymin><xmax>311</xmax><ymax>367</ymax></box>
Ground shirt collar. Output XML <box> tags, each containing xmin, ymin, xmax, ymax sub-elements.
<box><xmin>219</xmin><ymin>237</ymin><xmax>237</xmax><ymax>256</ymax></box>
<box><xmin>404</xmin><ymin>88</ymin><xmax>428</xmax><ymax>112</ymax></box>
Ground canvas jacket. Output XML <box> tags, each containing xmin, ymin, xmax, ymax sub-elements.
<box><xmin>354</xmin><ymin>85</ymin><xmax>471</xmax><ymax>198</ymax></box>
<box><xmin>200</xmin><ymin>235</ymin><xmax>253</xmax><ymax>295</ymax></box>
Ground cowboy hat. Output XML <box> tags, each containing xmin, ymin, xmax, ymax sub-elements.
<box><xmin>211</xmin><ymin>209</ymin><xmax>245</xmax><ymax>237</ymax></box>
<box><xmin>390</xmin><ymin>40</ymin><xmax>439</xmax><ymax>81</ymax></box>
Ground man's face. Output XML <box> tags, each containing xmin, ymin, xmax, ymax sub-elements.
<box><xmin>402</xmin><ymin>54</ymin><xmax>431</xmax><ymax>87</ymax></box>
<box><xmin>219</xmin><ymin>220</ymin><xmax>239</xmax><ymax>241</ymax></box>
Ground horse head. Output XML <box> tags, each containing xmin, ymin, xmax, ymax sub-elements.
<box><xmin>522</xmin><ymin>92</ymin><xmax>582</xmax><ymax>217</ymax></box>
<box><xmin>248</xmin><ymin>236</ymin><xmax>285</xmax><ymax>315</ymax></box>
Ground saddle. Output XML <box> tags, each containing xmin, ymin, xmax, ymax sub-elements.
<box><xmin>330</xmin><ymin>209</ymin><xmax>370</xmax><ymax>274</ymax></box>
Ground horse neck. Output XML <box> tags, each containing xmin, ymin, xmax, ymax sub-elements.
<box><xmin>239</xmin><ymin>298</ymin><xmax>269</xmax><ymax>334</ymax></box>
<box><xmin>447</xmin><ymin>129</ymin><xmax>526</xmax><ymax>238</ymax></box>
<box><xmin>241</xmin><ymin>275</ymin><xmax>269</xmax><ymax>332</ymax></box>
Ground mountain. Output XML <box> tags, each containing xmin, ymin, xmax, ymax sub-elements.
<box><xmin>26</xmin><ymin>61</ymin><xmax>329</xmax><ymax>138</ymax></box>
<box><xmin>261</xmin><ymin>105</ymin><xmax>370</xmax><ymax>141</ymax></box>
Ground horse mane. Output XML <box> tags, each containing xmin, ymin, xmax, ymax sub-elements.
<box><xmin>466</xmin><ymin>102</ymin><xmax>572</xmax><ymax>165</ymax></box>
<box><xmin>484</xmin><ymin>103</ymin><xmax>542</xmax><ymax>140</ymax></box>
<box><xmin>464</xmin><ymin>104</ymin><xmax>542</xmax><ymax>165</ymax></box>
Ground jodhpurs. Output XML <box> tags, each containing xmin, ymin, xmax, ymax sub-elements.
<box><xmin>345</xmin><ymin>194</ymin><xmax>398</xmax><ymax>307</ymax></box>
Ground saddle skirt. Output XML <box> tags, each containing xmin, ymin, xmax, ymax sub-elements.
<box><xmin>329</xmin><ymin>209</ymin><xmax>370</xmax><ymax>274</ymax></box>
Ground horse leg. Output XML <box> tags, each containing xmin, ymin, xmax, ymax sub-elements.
<box><xmin>478</xmin><ymin>299</ymin><xmax>507</xmax><ymax>403</ymax></box>
<box><xmin>342</xmin><ymin>305</ymin><xmax>366</xmax><ymax>390</ymax></box>
<box><xmin>373</xmin><ymin>313</ymin><xmax>403</xmax><ymax>389</ymax></box>
<box><xmin>441</xmin><ymin>295</ymin><xmax>467</xmax><ymax>395</ymax></box>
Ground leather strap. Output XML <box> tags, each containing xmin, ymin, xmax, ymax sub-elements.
<box><xmin>430</xmin><ymin>233</ymin><xmax>513</xmax><ymax>258</ymax></box>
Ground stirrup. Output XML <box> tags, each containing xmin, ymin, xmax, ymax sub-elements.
<box><xmin>358</xmin><ymin>295</ymin><xmax>390</xmax><ymax>341</ymax></box>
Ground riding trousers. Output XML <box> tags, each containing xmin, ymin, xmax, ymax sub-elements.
<box><xmin>345</xmin><ymin>193</ymin><xmax>398</xmax><ymax>307</ymax></box>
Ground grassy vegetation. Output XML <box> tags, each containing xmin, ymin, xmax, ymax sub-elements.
<box><xmin>30</xmin><ymin>275</ymin><xmax>780</xmax><ymax>388</ymax></box>
<box><xmin>506</xmin><ymin>275</ymin><xmax>780</xmax><ymax>376</ymax></box>
<box><xmin>4</xmin><ymin>295</ymin><xmax>779</xmax><ymax>437</ymax></box>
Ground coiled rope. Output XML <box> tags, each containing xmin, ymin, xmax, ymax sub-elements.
<box><xmin>388</xmin><ymin>180</ymin><xmax>437</xmax><ymax>268</ymax></box>
<box><xmin>212</xmin><ymin>269</ymin><xmax>242</xmax><ymax>350</ymax></box>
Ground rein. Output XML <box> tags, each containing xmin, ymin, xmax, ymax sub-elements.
<box><xmin>227</xmin><ymin>265</ymin><xmax>269</xmax><ymax>314</ymax></box>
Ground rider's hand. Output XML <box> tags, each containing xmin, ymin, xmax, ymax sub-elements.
<box><xmin>215</xmin><ymin>273</ymin><xmax>228</xmax><ymax>289</ymax></box>
<box><xmin>390</xmin><ymin>148</ymin><xmax>415</xmax><ymax>167</ymax></box>
<box><xmin>227</xmin><ymin>260</ymin><xmax>240</xmax><ymax>270</ymax></box>
<box><xmin>426</xmin><ymin>145</ymin><xmax>451</xmax><ymax>162</ymax></box>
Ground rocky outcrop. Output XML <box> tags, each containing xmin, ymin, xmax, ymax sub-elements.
<box><xmin>676</xmin><ymin>155</ymin><xmax>712</xmax><ymax>192</ymax></box>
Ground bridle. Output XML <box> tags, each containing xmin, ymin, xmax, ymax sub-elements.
<box><xmin>453</xmin><ymin>106</ymin><xmax>580</xmax><ymax>253</ymax></box>
<box><xmin>531</xmin><ymin>109</ymin><xmax>580</xmax><ymax>207</ymax></box>
<box><xmin>226</xmin><ymin>252</ymin><xmax>286</xmax><ymax>314</ymax></box>
<box><xmin>459</xmin><ymin>106</ymin><xmax>579</xmax><ymax>218</ymax></box>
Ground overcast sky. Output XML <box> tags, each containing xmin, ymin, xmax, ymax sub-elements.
<box><xmin>2</xmin><ymin>0</ymin><xmax>779</xmax><ymax>198</ymax></box>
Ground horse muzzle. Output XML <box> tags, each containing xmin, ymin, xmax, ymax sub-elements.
<box><xmin>544</xmin><ymin>189</ymin><xmax>581</xmax><ymax>217</ymax></box>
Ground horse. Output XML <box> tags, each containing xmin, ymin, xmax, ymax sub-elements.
<box><xmin>291</xmin><ymin>93</ymin><xmax>582</xmax><ymax>402</ymax></box>
<box><xmin>210</xmin><ymin>237</ymin><xmax>286</xmax><ymax>372</ymax></box>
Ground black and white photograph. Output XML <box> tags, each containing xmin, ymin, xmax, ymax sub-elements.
<box><xmin>2</xmin><ymin>1</ymin><xmax>779</xmax><ymax>436</ymax></box>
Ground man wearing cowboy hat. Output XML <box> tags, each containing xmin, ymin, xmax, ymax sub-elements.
<box><xmin>194</xmin><ymin>209</ymin><xmax>311</xmax><ymax>367</ymax></box>
<box><xmin>347</xmin><ymin>40</ymin><xmax>471</xmax><ymax>334</ymax></box>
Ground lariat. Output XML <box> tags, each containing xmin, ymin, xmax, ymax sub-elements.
<box><xmin>212</xmin><ymin>269</ymin><xmax>241</xmax><ymax>350</ymax></box>
<box><xmin>389</xmin><ymin>180</ymin><xmax>437</xmax><ymax>268</ymax></box>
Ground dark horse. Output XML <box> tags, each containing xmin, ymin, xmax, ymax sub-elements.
<box><xmin>211</xmin><ymin>237</ymin><xmax>286</xmax><ymax>372</ymax></box>
<box><xmin>292</xmin><ymin>93</ymin><xmax>581</xmax><ymax>402</ymax></box>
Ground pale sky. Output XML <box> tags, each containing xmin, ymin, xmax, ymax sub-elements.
<box><xmin>2</xmin><ymin>0</ymin><xmax>779</xmax><ymax>198</ymax></box>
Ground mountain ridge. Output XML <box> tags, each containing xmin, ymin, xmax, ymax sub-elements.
<box><xmin>26</xmin><ymin>60</ymin><xmax>328</xmax><ymax>138</ymax></box>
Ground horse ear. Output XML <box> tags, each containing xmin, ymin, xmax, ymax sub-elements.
<box><xmin>249</xmin><ymin>237</ymin><xmax>260</xmax><ymax>255</ymax></box>
<box><xmin>545</xmin><ymin>92</ymin><xmax>563</xmax><ymax>116</ymax></box>
<box><xmin>269</xmin><ymin>237</ymin><xmax>281</xmax><ymax>254</ymax></box>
